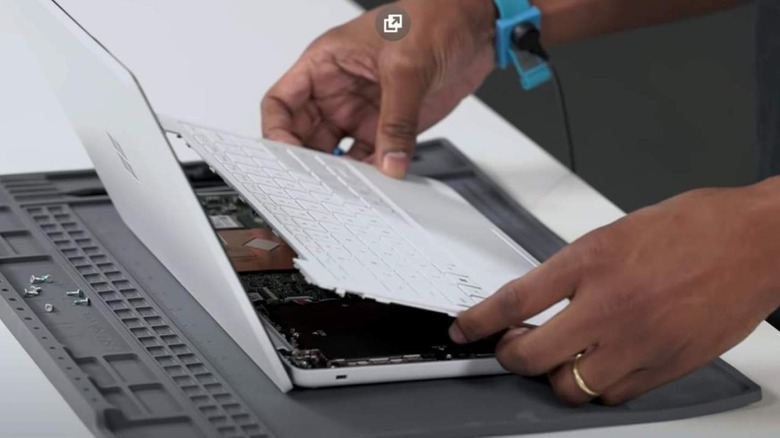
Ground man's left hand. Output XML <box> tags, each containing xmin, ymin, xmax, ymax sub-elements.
<box><xmin>450</xmin><ymin>179</ymin><xmax>780</xmax><ymax>405</ymax></box>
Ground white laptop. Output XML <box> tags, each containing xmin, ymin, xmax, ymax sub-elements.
<box><xmin>12</xmin><ymin>0</ymin><xmax>565</xmax><ymax>391</ymax></box>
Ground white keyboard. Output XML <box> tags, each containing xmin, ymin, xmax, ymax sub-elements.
<box><xmin>182</xmin><ymin>124</ymin><xmax>488</xmax><ymax>312</ymax></box>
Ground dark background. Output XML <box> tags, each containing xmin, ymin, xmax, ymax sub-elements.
<box><xmin>355</xmin><ymin>0</ymin><xmax>758</xmax><ymax>212</ymax></box>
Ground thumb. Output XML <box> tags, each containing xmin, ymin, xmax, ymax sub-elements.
<box><xmin>375</xmin><ymin>59</ymin><xmax>431</xmax><ymax>178</ymax></box>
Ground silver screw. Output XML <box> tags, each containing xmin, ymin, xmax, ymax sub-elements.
<box><xmin>44</xmin><ymin>303</ymin><xmax>55</xmax><ymax>313</ymax></box>
<box><xmin>23</xmin><ymin>287</ymin><xmax>41</xmax><ymax>297</ymax></box>
<box><xmin>65</xmin><ymin>289</ymin><xmax>83</xmax><ymax>297</ymax></box>
<box><xmin>73</xmin><ymin>297</ymin><xmax>91</xmax><ymax>306</ymax></box>
<box><xmin>30</xmin><ymin>274</ymin><xmax>51</xmax><ymax>284</ymax></box>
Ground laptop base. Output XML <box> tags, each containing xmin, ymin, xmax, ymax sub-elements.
<box><xmin>0</xmin><ymin>139</ymin><xmax>760</xmax><ymax>438</ymax></box>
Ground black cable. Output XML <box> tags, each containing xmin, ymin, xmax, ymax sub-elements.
<box><xmin>510</xmin><ymin>24</ymin><xmax>577</xmax><ymax>173</ymax></box>
<box><xmin>549</xmin><ymin>64</ymin><xmax>577</xmax><ymax>173</ymax></box>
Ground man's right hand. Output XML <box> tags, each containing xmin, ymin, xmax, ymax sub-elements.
<box><xmin>261</xmin><ymin>0</ymin><xmax>497</xmax><ymax>178</ymax></box>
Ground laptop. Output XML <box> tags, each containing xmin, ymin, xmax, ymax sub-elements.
<box><xmin>11</xmin><ymin>0</ymin><xmax>565</xmax><ymax>391</ymax></box>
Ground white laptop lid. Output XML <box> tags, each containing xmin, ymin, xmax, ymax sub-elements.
<box><xmin>11</xmin><ymin>0</ymin><xmax>293</xmax><ymax>391</ymax></box>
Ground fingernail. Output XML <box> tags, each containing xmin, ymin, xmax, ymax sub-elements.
<box><xmin>382</xmin><ymin>151</ymin><xmax>408</xmax><ymax>178</ymax></box>
<box><xmin>449</xmin><ymin>322</ymin><xmax>468</xmax><ymax>344</ymax></box>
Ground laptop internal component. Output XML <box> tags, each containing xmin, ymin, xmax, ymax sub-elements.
<box><xmin>200</xmin><ymin>193</ymin><xmax>498</xmax><ymax>370</ymax></box>
<box><xmin>202</xmin><ymin>193</ymin><xmax>297</xmax><ymax>272</ymax></box>
<box><xmin>241</xmin><ymin>271</ymin><xmax>498</xmax><ymax>369</ymax></box>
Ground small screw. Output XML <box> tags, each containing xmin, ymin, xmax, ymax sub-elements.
<box><xmin>65</xmin><ymin>289</ymin><xmax>83</xmax><ymax>297</ymax></box>
<box><xmin>44</xmin><ymin>303</ymin><xmax>55</xmax><ymax>313</ymax></box>
<box><xmin>73</xmin><ymin>297</ymin><xmax>91</xmax><ymax>306</ymax></box>
<box><xmin>23</xmin><ymin>287</ymin><xmax>41</xmax><ymax>297</ymax></box>
<box><xmin>30</xmin><ymin>274</ymin><xmax>51</xmax><ymax>284</ymax></box>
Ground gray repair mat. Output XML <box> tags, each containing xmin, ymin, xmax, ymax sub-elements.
<box><xmin>0</xmin><ymin>139</ymin><xmax>760</xmax><ymax>438</ymax></box>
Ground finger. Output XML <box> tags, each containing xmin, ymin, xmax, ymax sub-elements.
<box><xmin>261</xmin><ymin>61</ymin><xmax>314</xmax><ymax>145</ymax></box>
<box><xmin>494</xmin><ymin>305</ymin><xmax>597</xmax><ymax>376</ymax></box>
<box><xmin>548</xmin><ymin>346</ymin><xmax>641</xmax><ymax>406</ymax></box>
<box><xmin>306</xmin><ymin>123</ymin><xmax>344</xmax><ymax>153</ymax></box>
<box><xmin>450</xmin><ymin>245</ymin><xmax>582</xmax><ymax>343</ymax></box>
<box><xmin>347</xmin><ymin>140</ymin><xmax>374</xmax><ymax>161</ymax></box>
<box><xmin>374</xmin><ymin>55</ymin><xmax>431</xmax><ymax>178</ymax></box>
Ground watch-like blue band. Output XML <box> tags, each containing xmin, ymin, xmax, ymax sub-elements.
<box><xmin>493</xmin><ymin>0</ymin><xmax>552</xmax><ymax>90</ymax></box>
<box><xmin>494</xmin><ymin>0</ymin><xmax>532</xmax><ymax>19</ymax></box>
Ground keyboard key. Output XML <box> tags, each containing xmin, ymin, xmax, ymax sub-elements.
<box><xmin>246</xmin><ymin>173</ymin><xmax>277</xmax><ymax>187</ymax></box>
<box><xmin>269</xmin><ymin>195</ymin><xmax>299</xmax><ymax>209</ymax></box>
<box><xmin>282</xmin><ymin>206</ymin><xmax>311</xmax><ymax>220</ymax></box>
<box><xmin>305</xmin><ymin>228</ymin><xmax>339</xmax><ymax>244</ymax></box>
<box><xmin>228</xmin><ymin>154</ymin><xmax>256</xmax><ymax>166</ymax></box>
<box><xmin>264</xmin><ymin>203</ymin><xmax>285</xmax><ymax>216</ymax></box>
<box><xmin>254</xmin><ymin>157</ymin><xmax>286</xmax><ymax>171</ymax></box>
<box><xmin>222</xmin><ymin>164</ymin><xmax>244</xmax><ymax>176</ymax></box>
<box><xmin>203</xmin><ymin>143</ymin><xmax>228</xmax><ymax>154</ymax></box>
<box><xmin>368</xmin><ymin>226</ymin><xmax>395</xmax><ymax>238</ymax></box>
<box><xmin>360</xmin><ymin>255</ymin><xmax>386</xmax><ymax>274</ymax></box>
<box><xmin>272</xmin><ymin>213</ymin><xmax>296</xmax><ymax>226</ymax></box>
<box><xmin>335</xmin><ymin>234</ymin><xmax>363</xmax><ymax>251</ymax></box>
<box><xmin>276</xmin><ymin>179</ymin><xmax>302</xmax><ymax>191</ymax></box>
<box><xmin>439</xmin><ymin>284</ymin><xmax>473</xmax><ymax>307</ymax></box>
<box><xmin>328</xmin><ymin>247</ymin><xmax>355</xmax><ymax>263</ymax></box>
<box><xmin>242</xmin><ymin>146</ymin><xmax>273</xmax><ymax>159</ymax></box>
<box><xmin>248</xmin><ymin>188</ymin><xmax>273</xmax><ymax>202</ymax></box>
<box><xmin>334</xmin><ymin>213</ymin><xmax>360</xmax><ymax>226</ymax></box>
<box><xmin>322</xmin><ymin>201</ymin><xmax>346</xmax><ymax>213</ymax></box>
<box><xmin>447</xmin><ymin>274</ymin><xmax>474</xmax><ymax>286</ymax></box>
<box><xmin>294</xmin><ymin>217</ymin><xmax>324</xmax><ymax>231</ymax></box>
<box><xmin>259</xmin><ymin>185</ymin><xmax>288</xmax><ymax>197</ymax></box>
<box><xmin>322</xmin><ymin>223</ymin><xmax>352</xmax><ymax>237</ymax></box>
<box><xmin>313</xmin><ymin>192</ymin><xmax>340</xmax><ymax>203</ymax></box>
<box><xmin>341</xmin><ymin>203</ymin><xmax>374</xmax><ymax>216</ymax></box>
<box><xmin>301</xmin><ymin>181</ymin><xmax>331</xmax><ymax>194</ymax></box>
<box><xmin>263</xmin><ymin>168</ymin><xmax>293</xmax><ymax>180</ymax></box>
<box><xmin>346</xmin><ymin>223</ymin><xmax>371</xmax><ymax>236</ymax></box>
<box><xmin>290</xmin><ymin>229</ymin><xmax>317</xmax><ymax>247</ymax></box>
<box><xmin>237</xmin><ymin>163</ymin><xmax>262</xmax><ymax>173</ymax></box>
<box><xmin>296</xmin><ymin>200</ymin><xmax>328</xmax><ymax>213</ymax></box>
<box><xmin>349</xmin><ymin>247</ymin><xmax>375</xmax><ymax>261</ymax></box>
<box><xmin>289</xmin><ymin>170</ymin><xmax>320</xmax><ymax>184</ymax></box>
<box><xmin>213</xmin><ymin>152</ymin><xmax>231</xmax><ymax>164</ymax></box>
<box><xmin>320</xmin><ymin>257</ymin><xmax>350</xmax><ymax>281</ymax></box>
<box><xmin>359</xmin><ymin>214</ymin><xmax>385</xmax><ymax>228</ymax></box>
<box><xmin>434</xmin><ymin>262</ymin><xmax>468</xmax><ymax>276</ymax></box>
<box><xmin>286</xmin><ymin>189</ymin><xmax>315</xmax><ymax>202</ymax></box>
<box><xmin>457</xmin><ymin>284</ymin><xmax>486</xmax><ymax>298</ymax></box>
<box><xmin>308</xmin><ymin>210</ymin><xmax>340</xmax><ymax>225</ymax></box>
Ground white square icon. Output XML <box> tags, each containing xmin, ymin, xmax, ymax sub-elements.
<box><xmin>383</xmin><ymin>14</ymin><xmax>403</xmax><ymax>33</ymax></box>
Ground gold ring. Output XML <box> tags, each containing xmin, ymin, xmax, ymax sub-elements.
<box><xmin>572</xmin><ymin>353</ymin><xmax>600</xmax><ymax>398</ymax></box>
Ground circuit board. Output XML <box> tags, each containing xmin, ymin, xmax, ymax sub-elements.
<box><xmin>200</xmin><ymin>193</ymin><xmax>268</xmax><ymax>230</ymax></box>
<box><xmin>239</xmin><ymin>270</ymin><xmax>498</xmax><ymax>369</ymax></box>
<box><xmin>200</xmin><ymin>193</ymin><xmax>297</xmax><ymax>272</ymax></box>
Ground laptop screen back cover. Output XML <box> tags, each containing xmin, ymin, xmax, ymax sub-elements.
<box><xmin>10</xmin><ymin>0</ymin><xmax>293</xmax><ymax>391</ymax></box>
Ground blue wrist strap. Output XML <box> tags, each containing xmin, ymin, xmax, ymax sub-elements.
<box><xmin>494</xmin><ymin>0</ymin><xmax>552</xmax><ymax>90</ymax></box>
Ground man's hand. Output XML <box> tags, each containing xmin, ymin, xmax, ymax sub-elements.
<box><xmin>451</xmin><ymin>179</ymin><xmax>780</xmax><ymax>405</ymax></box>
<box><xmin>261</xmin><ymin>0</ymin><xmax>496</xmax><ymax>178</ymax></box>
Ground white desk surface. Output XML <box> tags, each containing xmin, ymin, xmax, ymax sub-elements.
<box><xmin>0</xmin><ymin>1</ymin><xmax>777</xmax><ymax>437</ymax></box>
